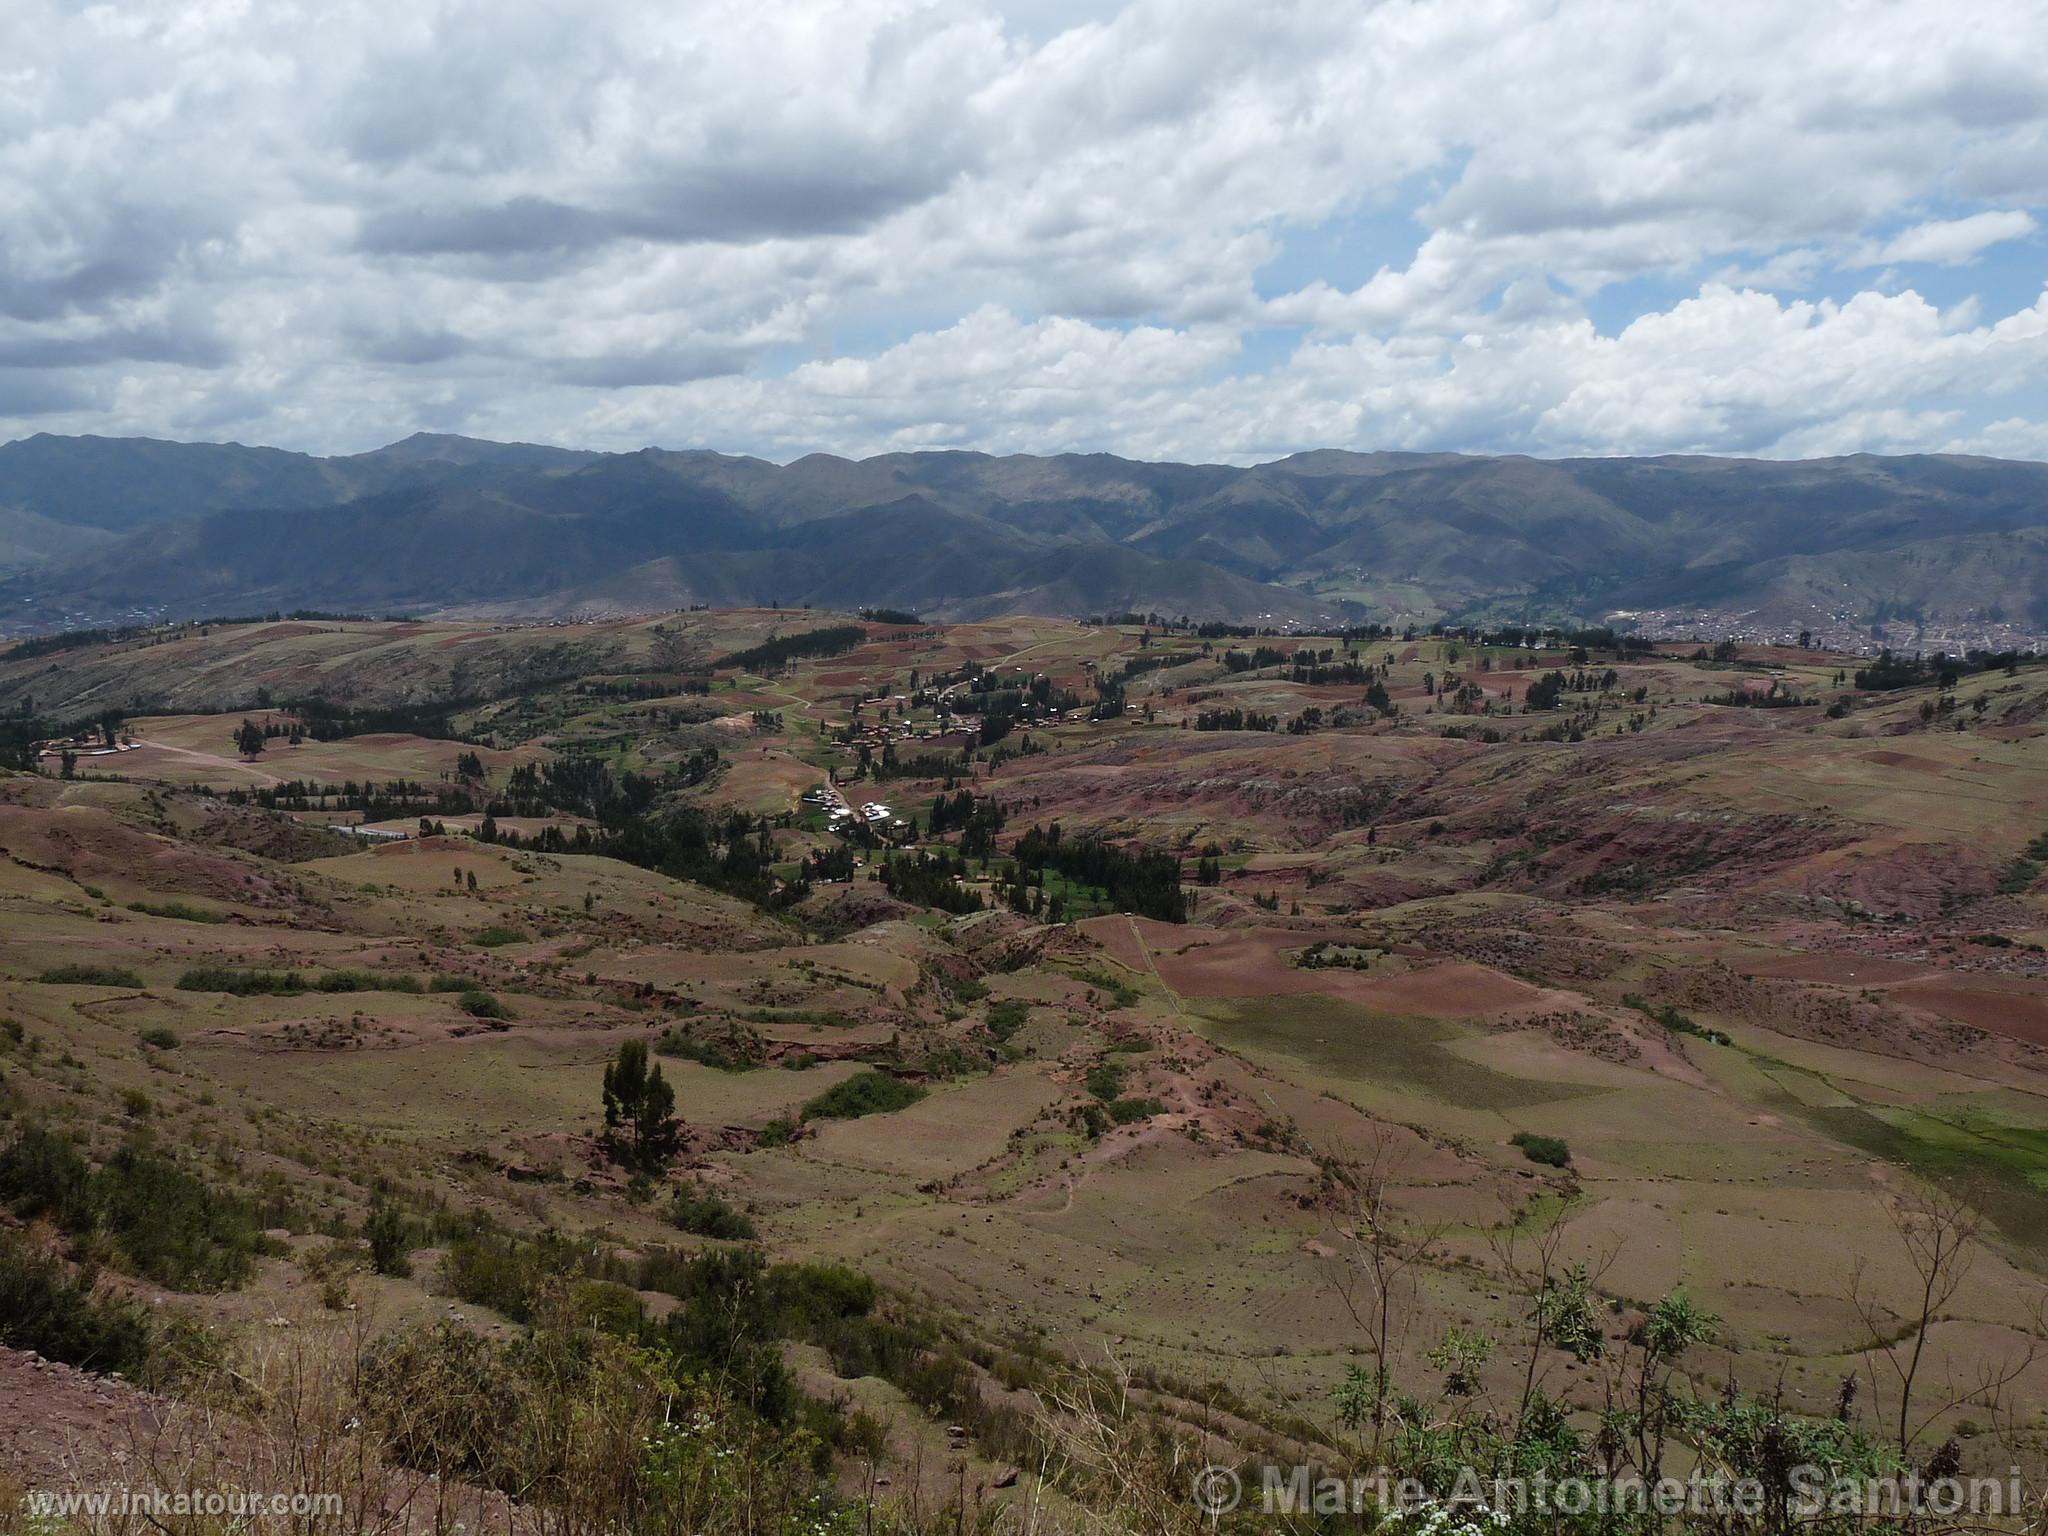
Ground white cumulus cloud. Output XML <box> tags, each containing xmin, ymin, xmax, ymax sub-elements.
<box><xmin>1869</xmin><ymin>210</ymin><xmax>2038</xmax><ymax>266</ymax></box>
<box><xmin>0</xmin><ymin>0</ymin><xmax>2046</xmax><ymax>460</ymax></box>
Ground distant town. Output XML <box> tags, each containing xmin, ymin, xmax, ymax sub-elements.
<box><xmin>1611</xmin><ymin>605</ymin><xmax>2048</xmax><ymax>657</ymax></box>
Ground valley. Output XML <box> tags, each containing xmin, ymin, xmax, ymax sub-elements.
<box><xmin>2</xmin><ymin>608</ymin><xmax>2046</xmax><ymax>1527</ymax></box>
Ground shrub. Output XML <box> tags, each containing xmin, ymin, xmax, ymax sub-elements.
<box><xmin>817</xmin><ymin>1310</ymin><xmax>936</xmax><ymax>1382</ymax></box>
<box><xmin>357</xmin><ymin>1321</ymin><xmax>530</xmax><ymax>1481</ymax></box>
<box><xmin>635</xmin><ymin>1247</ymin><xmax>893</xmax><ymax>1428</ymax></box>
<box><xmin>365</xmin><ymin>1196</ymin><xmax>412</xmax><ymax>1277</ymax></box>
<box><xmin>457</xmin><ymin>990</ymin><xmax>512</xmax><ymax>1020</ymax></box>
<box><xmin>1108</xmin><ymin>1096</ymin><xmax>1165</xmax><ymax>1124</ymax></box>
<box><xmin>84</xmin><ymin>1143</ymin><xmax>271</xmax><ymax>1289</ymax></box>
<box><xmin>985</xmin><ymin>999</ymin><xmax>1029</xmax><ymax>1041</ymax></box>
<box><xmin>428</xmin><ymin>974</ymin><xmax>474</xmax><ymax>992</ymax></box>
<box><xmin>1073</xmin><ymin>967</ymin><xmax>1141</xmax><ymax>1008</ymax></box>
<box><xmin>655</xmin><ymin>1024</ymin><xmax>763</xmax><ymax>1072</ymax></box>
<box><xmin>1511</xmin><ymin>1132</ymin><xmax>1572</xmax><ymax>1168</ymax></box>
<box><xmin>0</xmin><ymin>1126</ymin><xmax>89</xmax><ymax>1218</ymax></box>
<box><xmin>0</xmin><ymin>1127</ymin><xmax>270</xmax><ymax>1291</ymax></box>
<box><xmin>0</xmin><ymin>1231</ymin><xmax>155</xmax><ymax>1379</ymax></box>
<box><xmin>307</xmin><ymin>969</ymin><xmax>423</xmax><ymax>994</ymax></box>
<box><xmin>1084</xmin><ymin>1061</ymin><xmax>1125</xmax><ymax>1101</ymax></box>
<box><xmin>354</xmin><ymin>1313</ymin><xmax>855</xmax><ymax>1516</ymax></box>
<box><xmin>38</xmin><ymin>964</ymin><xmax>144</xmax><ymax>988</ymax></box>
<box><xmin>800</xmin><ymin>1070</ymin><xmax>924</xmax><ymax>1121</ymax></box>
<box><xmin>567</xmin><ymin>1278</ymin><xmax>645</xmax><ymax>1338</ymax></box>
<box><xmin>771</xmin><ymin>1261</ymin><xmax>878</xmax><ymax>1328</ymax></box>
<box><xmin>440</xmin><ymin>1231</ymin><xmax>550</xmax><ymax>1322</ymax></box>
<box><xmin>175</xmin><ymin>966</ymin><xmax>305</xmax><ymax>996</ymax></box>
<box><xmin>642</xmin><ymin>1251</ymin><xmax>876</xmax><ymax>1424</ymax></box>
<box><xmin>656</xmin><ymin>1248</ymin><xmax>799</xmax><ymax>1423</ymax></box>
<box><xmin>138</xmin><ymin>1026</ymin><xmax>179</xmax><ymax>1050</ymax></box>
<box><xmin>896</xmin><ymin>1346</ymin><xmax>978</xmax><ymax>1417</ymax></box>
<box><xmin>669</xmin><ymin>1187</ymin><xmax>757</xmax><ymax>1241</ymax></box>
<box><xmin>472</xmin><ymin>926</ymin><xmax>527</xmax><ymax>948</ymax></box>
<box><xmin>756</xmin><ymin>1115</ymin><xmax>799</xmax><ymax>1147</ymax></box>
<box><xmin>125</xmin><ymin>900</ymin><xmax>226</xmax><ymax>923</ymax></box>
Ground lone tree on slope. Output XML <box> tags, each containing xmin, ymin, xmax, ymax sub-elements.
<box><xmin>601</xmin><ymin>1038</ymin><xmax>682</xmax><ymax>1172</ymax></box>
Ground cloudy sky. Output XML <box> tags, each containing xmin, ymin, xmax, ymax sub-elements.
<box><xmin>5</xmin><ymin>0</ymin><xmax>2048</xmax><ymax>463</ymax></box>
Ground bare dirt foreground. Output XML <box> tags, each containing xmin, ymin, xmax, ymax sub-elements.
<box><xmin>0</xmin><ymin>1345</ymin><xmax>526</xmax><ymax>1536</ymax></box>
<box><xmin>0</xmin><ymin>1345</ymin><xmax>170</xmax><ymax>1495</ymax></box>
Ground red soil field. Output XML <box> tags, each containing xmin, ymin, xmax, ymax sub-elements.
<box><xmin>1735</xmin><ymin>954</ymin><xmax>1937</xmax><ymax>985</ymax></box>
<box><xmin>1145</xmin><ymin>927</ymin><xmax>1348</xmax><ymax>998</ymax></box>
<box><xmin>1077</xmin><ymin>914</ymin><xmax>1152</xmax><ymax>971</ymax></box>
<box><xmin>1892</xmin><ymin>978</ymin><xmax>2048</xmax><ymax>1046</ymax></box>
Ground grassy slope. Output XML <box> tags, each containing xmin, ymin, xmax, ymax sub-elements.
<box><xmin>1</xmin><ymin>613</ymin><xmax>2045</xmax><ymax>1490</ymax></box>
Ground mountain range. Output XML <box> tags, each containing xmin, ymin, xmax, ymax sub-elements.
<box><xmin>2</xmin><ymin>432</ymin><xmax>2046</xmax><ymax>635</ymax></box>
